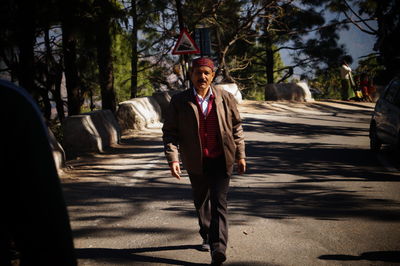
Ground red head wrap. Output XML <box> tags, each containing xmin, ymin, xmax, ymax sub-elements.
<box><xmin>192</xmin><ymin>57</ymin><xmax>215</xmax><ymax>71</ymax></box>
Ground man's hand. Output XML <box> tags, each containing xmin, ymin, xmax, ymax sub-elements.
<box><xmin>236</xmin><ymin>159</ymin><xmax>246</xmax><ymax>175</ymax></box>
<box><xmin>169</xmin><ymin>161</ymin><xmax>181</xmax><ymax>179</ymax></box>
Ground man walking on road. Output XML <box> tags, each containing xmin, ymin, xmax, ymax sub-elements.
<box><xmin>162</xmin><ymin>57</ymin><xmax>246</xmax><ymax>265</ymax></box>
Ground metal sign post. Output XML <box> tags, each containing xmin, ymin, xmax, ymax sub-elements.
<box><xmin>194</xmin><ymin>27</ymin><xmax>212</xmax><ymax>57</ymax></box>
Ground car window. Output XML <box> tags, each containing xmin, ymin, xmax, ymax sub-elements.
<box><xmin>384</xmin><ymin>79</ymin><xmax>400</xmax><ymax>105</ymax></box>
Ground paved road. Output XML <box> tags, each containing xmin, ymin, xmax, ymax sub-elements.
<box><xmin>61</xmin><ymin>100</ymin><xmax>400</xmax><ymax>265</ymax></box>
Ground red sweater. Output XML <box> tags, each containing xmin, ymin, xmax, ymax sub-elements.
<box><xmin>195</xmin><ymin>95</ymin><xmax>223</xmax><ymax>158</ymax></box>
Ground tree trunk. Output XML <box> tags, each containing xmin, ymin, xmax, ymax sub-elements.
<box><xmin>62</xmin><ymin>0</ymin><xmax>81</xmax><ymax>116</ymax></box>
<box><xmin>219</xmin><ymin>53</ymin><xmax>235</xmax><ymax>83</ymax></box>
<box><xmin>130</xmin><ymin>0</ymin><xmax>138</xmax><ymax>98</ymax></box>
<box><xmin>266</xmin><ymin>42</ymin><xmax>274</xmax><ymax>84</ymax></box>
<box><xmin>47</xmin><ymin>26</ymin><xmax>65</xmax><ymax>122</ymax></box>
<box><xmin>215</xmin><ymin>29</ymin><xmax>235</xmax><ymax>83</ymax></box>
<box><xmin>96</xmin><ymin>0</ymin><xmax>116</xmax><ymax>112</ymax></box>
<box><xmin>53</xmin><ymin>69</ymin><xmax>65</xmax><ymax>121</ymax></box>
<box><xmin>42</xmin><ymin>28</ymin><xmax>54</xmax><ymax>121</ymax></box>
<box><xmin>44</xmin><ymin>26</ymin><xmax>65</xmax><ymax>121</ymax></box>
<box><xmin>264</xmin><ymin>7</ymin><xmax>275</xmax><ymax>101</ymax></box>
<box><xmin>39</xmin><ymin>87</ymin><xmax>52</xmax><ymax>121</ymax></box>
<box><xmin>375</xmin><ymin>1</ymin><xmax>400</xmax><ymax>79</ymax></box>
<box><xmin>16</xmin><ymin>1</ymin><xmax>35</xmax><ymax>95</ymax></box>
<box><xmin>62</xmin><ymin>26</ymin><xmax>81</xmax><ymax>115</ymax></box>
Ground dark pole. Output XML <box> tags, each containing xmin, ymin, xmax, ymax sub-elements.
<box><xmin>175</xmin><ymin>0</ymin><xmax>190</xmax><ymax>87</ymax></box>
<box><xmin>200</xmin><ymin>29</ymin><xmax>204</xmax><ymax>58</ymax></box>
<box><xmin>175</xmin><ymin>0</ymin><xmax>184</xmax><ymax>31</ymax></box>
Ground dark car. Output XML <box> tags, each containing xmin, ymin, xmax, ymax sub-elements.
<box><xmin>369</xmin><ymin>77</ymin><xmax>400</xmax><ymax>151</ymax></box>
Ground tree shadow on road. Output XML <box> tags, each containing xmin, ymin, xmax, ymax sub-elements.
<box><xmin>75</xmin><ymin>245</ymin><xmax>208</xmax><ymax>265</ymax></box>
<box><xmin>61</xmin><ymin>105</ymin><xmax>400</xmax><ymax>264</ymax></box>
<box><xmin>229</xmin><ymin>181</ymin><xmax>400</xmax><ymax>222</ymax></box>
<box><xmin>318</xmin><ymin>250</ymin><xmax>400</xmax><ymax>263</ymax></box>
<box><xmin>229</xmin><ymin>137</ymin><xmax>400</xmax><ymax>222</ymax></box>
<box><xmin>316</xmin><ymin>99</ymin><xmax>375</xmax><ymax>109</ymax></box>
<box><xmin>245</xmin><ymin>140</ymin><xmax>399</xmax><ymax>181</ymax></box>
<box><xmin>243</xmin><ymin>116</ymin><xmax>369</xmax><ymax>138</ymax></box>
<box><xmin>62</xmin><ymin>109</ymin><xmax>400</xmax><ymax>226</ymax></box>
<box><xmin>231</xmin><ymin>108</ymin><xmax>400</xmax><ymax>222</ymax></box>
<box><xmin>75</xmin><ymin>245</ymin><xmax>277</xmax><ymax>265</ymax></box>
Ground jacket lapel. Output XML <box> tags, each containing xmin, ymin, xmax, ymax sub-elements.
<box><xmin>212</xmin><ymin>85</ymin><xmax>225</xmax><ymax>120</ymax></box>
<box><xmin>212</xmin><ymin>86</ymin><xmax>228</xmax><ymax>141</ymax></box>
<box><xmin>186</xmin><ymin>89</ymin><xmax>200</xmax><ymax>128</ymax></box>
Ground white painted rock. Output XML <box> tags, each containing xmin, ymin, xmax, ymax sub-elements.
<box><xmin>62</xmin><ymin>110</ymin><xmax>121</xmax><ymax>156</ymax></box>
<box><xmin>47</xmin><ymin>127</ymin><xmax>66</xmax><ymax>175</ymax></box>
<box><xmin>117</xmin><ymin>96</ymin><xmax>162</xmax><ymax>131</ymax></box>
<box><xmin>152</xmin><ymin>91</ymin><xmax>180</xmax><ymax>120</ymax></box>
<box><xmin>214</xmin><ymin>83</ymin><xmax>243</xmax><ymax>104</ymax></box>
<box><xmin>62</xmin><ymin>115</ymin><xmax>102</xmax><ymax>155</ymax></box>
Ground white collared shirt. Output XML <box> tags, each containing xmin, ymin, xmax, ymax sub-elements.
<box><xmin>194</xmin><ymin>87</ymin><xmax>213</xmax><ymax>117</ymax></box>
<box><xmin>340</xmin><ymin>64</ymin><xmax>352</xmax><ymax>79</ymax></box>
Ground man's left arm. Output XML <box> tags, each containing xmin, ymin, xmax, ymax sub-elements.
<box><xmin>230</xmin><ymin>95</ymin><xmax>246</xmax><ymax>174</ymax></box>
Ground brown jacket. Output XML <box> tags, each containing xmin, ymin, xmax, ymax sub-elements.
<box><xmin>162</xmin><ymin>86</ymin><xmax>245</xmax><ymax>175</ymax></box>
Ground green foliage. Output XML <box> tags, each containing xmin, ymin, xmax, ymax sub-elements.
<box><xmin>136</xmin><ymin>64</ymin><xmax>156</xmax><ymax>97</ymax></box>
<box><xmin>242</xmin><ymin>87</ymin><xmax>265</xmax><ymax>101</ymax></box>
<box><xmin>113</xmin><ymin>31</ymin><xmax>158</xmax><ymax>101</ymax></box>
<box><xmin>234</xmin><ymin>43</ymin><xmax>285</xmax><ymax>100</ymax></box>
<box><xmin>2</xmin><ymin>0</ymin><xmax>392</xmax><ymax>113</ymax></box>
<box><xmin>328</xmin><ymin>0</ymin><xmax>400</xmax><ymax>79</ymax></box>
<box><xmin>77</xmin><ymin>40</ymin><xmax>101</xmax><ymax>103</ymax></box>
<box><xmin>309</xmin><ymin>68</ymin><xmax>342</xmax><ymax>100</ymax></box>
<box><xmin>113</xmin><ymin>32</ymin><xmax>131</xmax><ymax>102</ymax></box>
<box><xmin>49</xmin><ymin>120</ymin><xmax>63</xmax><ymax>144</ymax></box>
<box><xmin>355</xmin><ymin>55</ymin><xmax>386</xmax><ymax>85</ymax></box>
<box><xmin>309</xmin><ymin>53</ymin><xmax>387</xmax><ymax>100</ymax></box>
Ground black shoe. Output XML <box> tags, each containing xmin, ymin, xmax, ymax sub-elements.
<box><xmin>211</xmin><ymin>250</ymin><xmax>226</xmax><ymax>265</ymax></box>
<box><xmin>200</xmin><ymin>238</ymin><xmax>210</xmax><ymax>252</ymax></box>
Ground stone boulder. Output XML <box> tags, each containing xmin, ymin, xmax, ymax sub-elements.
<box><xmin>117</xmin><ymin>96</ymin><xmax>162</xmax><ymax>131</ymax></box>
<box><xmin>265</xmin><ymin>82</ymin><xmax>314</xmax><ymax>102</ymax></box>
<box><xmin>62</xmin><ymin>110</ymin><xmax>121</xmax><ymax>156</ymax></box>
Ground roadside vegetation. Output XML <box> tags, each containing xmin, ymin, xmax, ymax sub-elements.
<box><xmin>0</xmin><ymin>0</ymin><xmax>397</xmax><ymax>120</ymax></box>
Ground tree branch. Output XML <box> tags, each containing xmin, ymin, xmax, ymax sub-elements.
<box><xmin>284</xmin><ymin>17</ymin><xmax>377</xmax><ymax>36</ymax></box>
<box><xmin>274</xmin><ymin>45</ymin><xmax>307</xmax><ymax>52</ymax></box>
<box><xmin>343</xmin><ymin>0</ymin><xmax>378</xmax><ymax>35</ymax></box>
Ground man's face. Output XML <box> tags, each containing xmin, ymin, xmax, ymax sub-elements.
<box><xmin>190</xmin><ymin>66</ymin><xmax>215</xmax><ymax>91</ymax></box>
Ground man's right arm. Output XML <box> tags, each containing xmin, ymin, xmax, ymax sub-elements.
<box><xmin>162</xmin><ymin>97</ymin><xmax>181</xmax><ymax>179</ymax></box>
<box><xmin>169</xmin><ymin>161</ymin><xmax>181</xmax><ymax>179</ymax></box>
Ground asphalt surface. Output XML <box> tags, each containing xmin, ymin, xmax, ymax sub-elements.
<box><xmin>61</xmin><ymin>100</ymin><xmax>400</xmax><ymax>266</ymax></box>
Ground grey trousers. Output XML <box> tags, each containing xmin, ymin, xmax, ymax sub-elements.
<box><xmin>188</xmin><ymin>156</ymin><xmax>231</xmax><ymax>255</ymax></box>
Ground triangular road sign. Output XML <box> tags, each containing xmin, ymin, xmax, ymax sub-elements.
<box><xmin>172</xmin><ymin>28</ymin><xmax>200</xmax><ymax>55</ymax></box>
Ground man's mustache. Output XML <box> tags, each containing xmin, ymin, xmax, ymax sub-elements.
<box><xmin>197</xmin><ymin>79</ymin><xmax>206</xmax><ymax>83</ymax></box>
